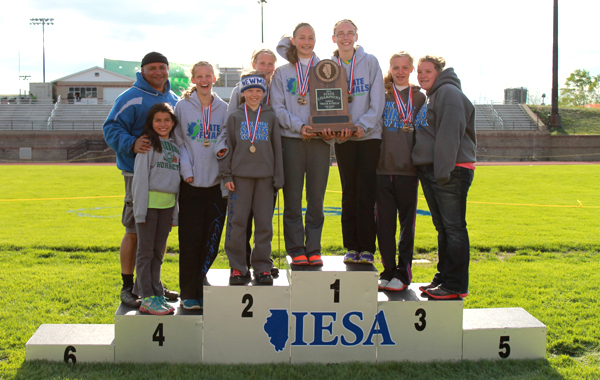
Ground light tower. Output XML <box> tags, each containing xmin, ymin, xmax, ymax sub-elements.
<box><xmin>30</xmin><ymin>18</ymin><xmax>54</xmax><ymax>83</ymax></box>
<box><xmin>258</xmin><ymin>0</ymin><xmax>267</xmax><ymax>43</ymax></box>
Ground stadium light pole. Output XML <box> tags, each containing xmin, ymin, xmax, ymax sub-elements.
<box><xmin>30</xmin><ymin>18</ymin><xmax>54</xmax><ymax>83</ymax></box>
<box><xmin>258</xmin><ymin>0</ymin><xmax>267</xmax><ymax>43</ymax></box>
<box><xmin>548</xmin><ymin>0</ymin><xmax>561</xmax><ymax>130</ymax></box>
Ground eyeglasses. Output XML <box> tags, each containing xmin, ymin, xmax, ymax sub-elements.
<box><xmin>335</xmin><ymin>31</ymin><xmax>356</xmax><ymax>38</ymax></box>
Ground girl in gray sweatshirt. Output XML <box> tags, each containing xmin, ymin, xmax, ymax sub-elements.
<box><xmin>132</xmin><ymin>103</ymin><xmax>180</xmax><ymax>315</ymax></box>
<box><xmin>331</xmin><ymin>19</ymin><xmax>385</xmax><ymax>265</ymax></box>
<box><xmin>173</xmin><ymin>61</ymin><xmax>228</xmax><ymax>310</ymax></box>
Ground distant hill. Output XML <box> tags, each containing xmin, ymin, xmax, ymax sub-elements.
<box><xmin>529</xmin><ymin>105</ymin><xmax>600</xmax><ymax>135</ymax></box>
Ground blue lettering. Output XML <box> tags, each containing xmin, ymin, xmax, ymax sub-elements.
<box><xmin>340</xmin><ymin>311</ymin><xmax>363</xmax><ymax>346</ymax></box>
<box><xmin>311</xmin><ymin>312</ymin><xmax>338</xmax><ymax>346</ymax></box>
<box><xmin>363</xmin><ymin>310</ymin><xmax>395</xmax><ymax>346</ymax></box>
<box><xmin>291</xmin><ymin>312</ymin><xmax>308</xmax><ymax>346</ymax></box>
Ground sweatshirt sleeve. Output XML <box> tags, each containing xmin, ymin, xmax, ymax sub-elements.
<box><xmin>219</xmin><ymin>114</ymin><xmax>236</xmax><ymax>184</ymax></box>
<box><xmin>102</xmin><ymin>96</ymin><xmax>140</xmax><ymax>158</ymax></box>
<box><xmin>356</xmin><ymin>58</ymin><xmax>385</xmax><ymax>136</ymax></box>
<box><xmin>271</xmin><ymin>116</ymin><xmax>284</xmax><ymax>190</ymax></box>
<box><xmin>271</xmin><ymin>69</ymin><xmax>305</xmax><ymax>134</ymax></box>
<box><xmin>173</xmin><ymin>104</ymin><xmax>193</xmax><ymax>180</ymax></box>
<box><xmin>214</xmin><ymin>124</ymin><xmax>229</xmax><ymax>159</ymax></box>
<box><xmin>132</xmin><ymin>150</ymin><xmax>151</xmax><ymax>223</ymax></box>
<box><xmin>433</xmin><ymin>90</ymin><xmax>467</xmax><ymax>185</ymax></box>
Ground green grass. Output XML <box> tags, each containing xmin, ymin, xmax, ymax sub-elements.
<box><xmin>528</xmin><ymin>105</ymin><xmax>600</xmax><ymax>135</ymax></box>
<box><xmin>1</xmin><ymin>164</ymin><xmax>600</xmax><ymax>379</ymax></box>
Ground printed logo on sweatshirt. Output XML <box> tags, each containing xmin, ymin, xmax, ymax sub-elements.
<box><xmin>348</xmin><ymin>77</ymin><xmax>370</xmax><ymax>95</ymax></box>
<box><xmin>286</xmin><ymin>77</ymin><xmax>299</xmax><ymax>95</ymax></box>
<box><xmin>383</xmin><ymin>102</ymin><xmax>416</xmax><ymax>131</ymax></box>
<box><xmin>157</xmin><ymin>140</ymin><xmax>180</xmax><ymax>171</ymax></box>
<box><xmin>186</xmin><ymin>121</ymin><xmax>222</xmax><ymax>142</ymax></box>
<box><xmin>240</xmin><ymin>121</ymin><xmax>270</xmax><ymax>142</ymax></box>
<box><xmin>414</xmin><ymin>104</ymin><xmax>428</xmax><ymax>130</ymax></box>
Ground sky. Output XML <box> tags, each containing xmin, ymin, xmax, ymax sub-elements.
<box><xmin>1</xmin><ymin>0</ymin><xmax>599</xmax><ymax>104</ymax></box>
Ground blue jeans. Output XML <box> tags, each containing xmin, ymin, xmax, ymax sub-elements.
<box><xmin>417</xmin><ymin>165</ymin><xmax>473</xmax><ymax>294</ymax></box>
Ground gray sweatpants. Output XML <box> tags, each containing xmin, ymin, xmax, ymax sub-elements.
<box><xmin>133</xmin><ymin>207</ymin><xmax>173</xmax><ymax>298</ymax></box>
<box><xmin>281</xmin><ymin>137</ymin><xmax>330</xmax><ymax>257</ymax></box>
<box><xmin>225</xmin><ymin>177</ymin><xmax>274</xmax><ymax>274</ymax></box>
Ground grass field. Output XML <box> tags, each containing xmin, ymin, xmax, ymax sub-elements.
<box><xmin>529</xmin><ymin>105</ymin><xmax>600</xmax><ymax>135</ymax></box>
<box><xmin>1</xmin><ymin>164</ymin><xmax>599</xmax><ymax>379</ymax></box>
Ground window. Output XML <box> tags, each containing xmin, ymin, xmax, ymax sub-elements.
<box><xmin>68</xmin><ymin>86</ymin><xmax>97</xmax><ymax>99</ymax></box>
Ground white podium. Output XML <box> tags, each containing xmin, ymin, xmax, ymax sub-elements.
<box><xmin>114</xmin><ymin>300</ymin><xmax>202</xmax><ymax>363</ymax></box>
<box><xmin>462</xmin><ymin>308</ymin><xmax>546</xmax><ymax>360</ymax></box>
<box><xmin>376</xmin><ymin>283</ymin><xmax>463</xmax><ymax>362</ymax></box>
<box><xmin>203</xmin><ymin>269</ymin><xmax>291</xmax><ymax>364</ymax></box>
<box><xmin>26</xmin><ymin>324</ymin><xmax>114</xmax><ymax>363</ymax></box>
<box><xmin>287</xmin><ymin>256</ymin><xmax>379</xmax><ymax>364</ymax></box>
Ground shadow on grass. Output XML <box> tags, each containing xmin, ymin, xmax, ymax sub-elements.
<box><xmin>16</xmin><ymin>359</ymin><xmax>563</xmax><ymax>380</ymax></box>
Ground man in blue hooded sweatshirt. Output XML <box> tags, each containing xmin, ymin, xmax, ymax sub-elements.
<box><xmin>103</xmin><ymin>52</ymin><xmax>179</xmax><ymax>308</ymax></box>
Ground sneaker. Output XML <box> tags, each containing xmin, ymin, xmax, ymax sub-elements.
<box><xmin>255</xmin><ymin>271</ymin><xmax>273</xmax><ymax>285</ymax></box>
<box><xmin>139</xmin><ymin>296</ymin><xmax>172</xmax><ymax>315</ymax></box>
<box><xmin>359</xmin><ymin>252</ymin><xmax>375</xmax><ymax>264</ymax></box>
<box><xmin>378</xmin><ymin>278</ymin><xmax>390</xmax><ymax>290</ymax></box>
<box><xmin>229</xmin><ymin>269</ymin><xmax>247</xmax><ymax>285</ymax></box>
<box><xmin>157</xmin><ymin>295</ymin><xmax>175</xmax><ymax>313</ymax></box>
<box><xmin>460</xmin><ymin>292</ymin><xmax>469</xmax><ymax>298</ymax></box>
<box><xmin>385</xmin><ymin>278</ymin><xmax>407</xmax><ymax>291</ymax></box>
<box><xmin>271</xmin><ymin>266</ymin><xmax>280</xmax><ymax>278</ymax></box>
<box><xmin>308</xmin><ymin>254</ymin><xmax>323</xmax><ymax>266</ymax></box>
<box><xmin>120</xmin><ymin>285</ymin><xmax>141</xmax><ymax>308</ymax></box>
<box><xmin>343</xmin><ymin>250</ymin><xmax>360</xmax><ymax>263</ymax></box>
<box><xmin>418</xmin><ymin>281</ymin><xmax>439</xmax><ymax>293</ymax></box>
<box><xmin>425</xmin><ymin>286</ymin><xmax>461</xmax><ymax>300</ymax></box>
<box><xmin>291</xmin><ymin>255</ymin><xmax>309</xmax><ymax>265</ymax></box>
<box><xmin>163</xmin><ymin>286</ymin><xmax>179</xmax><ymax>301</ymax></box>
<box><xmin>181</xmin><ymin>299</ymin><xmax>202</xmax><ymax>310</ymax></box>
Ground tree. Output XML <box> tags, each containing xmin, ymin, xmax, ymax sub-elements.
<box><xmin>560</xmin><ymin>69</ymin><xmax>600</xmax><ymax>106</ymax></box>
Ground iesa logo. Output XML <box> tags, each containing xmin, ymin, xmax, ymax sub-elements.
<box><xmin>263</xmin><ymin>310</ymin><xmax>395</xmax><ymax>352</ymax></box>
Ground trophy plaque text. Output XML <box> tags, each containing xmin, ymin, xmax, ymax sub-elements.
<box><xmin>309</xmin><ymin>59</ymin><xmax>356</xmax><ymax>133</ymax></box>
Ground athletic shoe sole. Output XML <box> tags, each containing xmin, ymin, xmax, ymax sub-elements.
<box><xmin>180</xmin><ymin>300</ymin><xmax>201</xmax><ymax>310</ymax></box>
<box><xmin>139</xmin><ymin>305</ymin><xmax>172</xmax><ymax>315</ymax></box>
<box><xmin>385</xmin><ymin>284</ymin><xmax>408</xmax><ymax>292</ymax></box>
<box><xmin>308</xmin><ymin>255</ymin><xmax>323</xmax><ymax>266</ymax></box>
<box><xmin>424</xmin><ymin>288</ymin><xmax>461</xmax><ymax>300</ymax></box>
<box><xmin>291</xmin><ymin>255</ymin><xmax>309</xmax><ymax>265</ymax></box>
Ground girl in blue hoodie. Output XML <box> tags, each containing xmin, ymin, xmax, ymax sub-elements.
<box><xmin>331</xmin><ymin>19</ymin><xmax>385</xmax><ymax>265</ymax></box>
<box><xmin>173</xmin><ymin>61</ymin><xmax>228</xmax><ymax>310</ymax></box>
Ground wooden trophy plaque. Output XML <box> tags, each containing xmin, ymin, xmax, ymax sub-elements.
<box><xmin>308</xmin><ymin>59</ymin><xmax>356</xmax><ymax>133</ymax></box>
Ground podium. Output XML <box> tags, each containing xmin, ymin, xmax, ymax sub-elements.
<box><xmin>26</xmin><ymin>256</ymin><xmax>547</xmax><ymax>364</ymax></box>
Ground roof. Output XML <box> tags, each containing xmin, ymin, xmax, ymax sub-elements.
<box><xmin>51</xmin><ymin>66</ymin><xmax>135</xmax><ymax>84</ymax></box>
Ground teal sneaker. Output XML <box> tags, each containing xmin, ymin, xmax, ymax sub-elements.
<box><xmin>181</xmin><ymin>299</ymin><xmax>201</xmax><ymax>310</ymax></box>
<box><xmin>157</xmin><ymin>295</ymin><xmax>175</xmax><ymax>313</ymax></box>
<box><xmin>139</xmin><ymin>296</ymin><xmax>171</xmax><ymax>315</ymax></box>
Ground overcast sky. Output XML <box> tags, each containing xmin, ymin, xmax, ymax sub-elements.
<box><xmin>1</xmin><ymin>0</ymin><xmax>599</xmax><ymax>103</ymax></box>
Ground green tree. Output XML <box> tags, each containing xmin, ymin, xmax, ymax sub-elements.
<box><xmin>560</xmin><ymin>69</ymin><xmax>600</xmax><ymax>106</ymax></box>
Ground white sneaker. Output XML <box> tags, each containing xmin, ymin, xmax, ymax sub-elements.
<box><xmin>378</xmin><ymin>278</ymin><xmax>390</xmax><ymax>290</ymax></box>
<box><xmin>385</xmin><ymin>278</ymin><xmax>407</xmax><ymax>291</ymax></box>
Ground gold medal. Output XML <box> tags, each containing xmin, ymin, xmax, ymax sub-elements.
<box><xmin>402</xmin><ymin>124</ymin><xmax>410</xmax><ymax>132</ymax></box>
<box><xmin>249</xmin><ymin>144</ymin><xmax>256</xmax><ymax>153</ymax></box>
<box><xmin>203</xmin><ymin>140</ymin><xmax>210</xmax><ymax>147</ymax></box>
<box><xmin>298</xmin><ymin>97</ymin><xmax>307</xmax><ymax>106</ymax></box>
<box><xmin>348</xmin><ymin>95</ymin><xmax>354</xmax><ymax>103</ymax></box>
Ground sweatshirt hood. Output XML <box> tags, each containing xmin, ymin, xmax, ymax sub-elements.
<box><xmin>276</xmin><ymin>35</ymin><xmax>292</xmax><ymax>61</ymax></box>
<box><xmin>133</xmin><ymin>71</ymin><xmax>172</xmax><ymax>96</ymax></box>
<box><xmin>428</xmin><ymin>67</ymin><xmax>461</xmax><ymax>96</ymax></box>
<box><xmin>184</xmin><ymin>90</ymin><xmax>226</xmax><ymax>111</ymax></box>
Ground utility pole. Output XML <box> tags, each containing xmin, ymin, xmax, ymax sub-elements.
<box><xmin>258</xmin><ymin>0</ymin><xmax>267</xmax><ymax>43</ymax></box>
<box><xmin>30</xmin><ymin>18</ymin><xmax>54</xmax><ymax>83</ymax></box>
<box><xmin>549</xmin><ymin>0</ymin><xmax>561</xmax><ymax>130</ymax></box>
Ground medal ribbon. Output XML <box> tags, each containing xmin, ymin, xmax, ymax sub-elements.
<box><xmin>201</xmin><ymin>100</ymin><xmax>212</xmax><ymax>141</ymax></box>
<box><xmin>295</xmin><ymin>55</ymin><xmax>315</xmax><ymax>98</ymax></box>
<box><xmin>244</xmin><ymin>103</ymin><xmax>262</xmax><ymax>145</ymax></box>
<box><xmin>337</xmin><ymin>54</ymin><xmax>356</xmax><ymax>96</ymax></box>
<box><xmin>392</xmin><ymin>86</ymin><xmax>413</xmax><ymax>125</ymax></box>
<box><xmin>265</xmin><ymin>84</ymin><xmax>270</xmax><ymax>106</ymax></box>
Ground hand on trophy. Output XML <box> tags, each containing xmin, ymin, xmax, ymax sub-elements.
<box><xmin>301</xmin><ymin>125</ymin><xmax>317</xmax><ymax>140</ymax></box>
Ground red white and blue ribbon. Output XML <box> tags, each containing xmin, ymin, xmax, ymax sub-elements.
<box><xmin>201</xmin><ymin>101</ymin><xmax>212</xmax><ymax>141</ymax></box>
<box><xmin>392</xmin><ymin>85</ymin><xmax>413</xmax><ymax>125</ymax></box>
<box><xmin>337</xmin><ymin>54</ymin><xmax>356</xmax><ymax>96</ymax></box>
<box><xmin>244</xmin><ymin>103</ymin><xmax>262</xmax><ymax>145</ymax></box>
<box><xmin>295</xmin><ymin>55</ymin><xmax>315</xmax><ymax>98</ymax></box>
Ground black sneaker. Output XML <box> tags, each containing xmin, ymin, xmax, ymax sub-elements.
<box><xmin>230</xmin><ymin>269</ymin><xmax>247</xmax><ymax>285</ymax></box>
<box><xmin>271</xmin><ymin>266</ymin><xmax>279</xmax><ymax>278</ymax></box>
<box><xmin>163</xmin><ymin>286</ymin><xmax>179</xmax><ymax>301</ymax></box>
<box><xmin>255</xmin><ymin>271</ymin><xmax>273</xmax><ymax>285</ymax></box>
<box><xmin>418</xmin><ymin>281</ymin><xmax>439</xmax><ymax>293</ymax></box>
<box><xmin>120</xmin><ymin>285</ymin><xmax>141</xmax><ymax>308</ymax></box>
<box><xmin>425</xmin><ymin>286</ymin><xmax>461</xmax><ymax>300</ymax></box>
